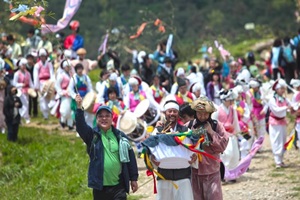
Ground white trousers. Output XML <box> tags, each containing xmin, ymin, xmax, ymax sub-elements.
<box><xmin>39</xmin><ymin>96</ymin><xmax>50</xmax><ymax>119</ymax></box>
<box><xmin>269</xmin><ymin>124</ymin><xmax>286</xmax><ymax>165</ymax></box>
<box><xmin>238</xmin><ymin>135</ymin><xmax>251</xmax><ymax>160</ymax></box>
<box><xmin>19</xmin><ymin>93</ymin><xmax>30</xmax><ymax>120</ymax></box>
<box><xmin>60</xmin><ymin>97</ymin><xmax>73</xmax><ymax>127</ymax></box>
<box><xmin>156</xmin><ymin>178</ymin><xmax>194</xmax><ymax>200</ymax></box>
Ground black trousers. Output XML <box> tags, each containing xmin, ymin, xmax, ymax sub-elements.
<box><xmin>29</xmin><ymin>96</ymin><xmax>38</xmax><ymax>117</ymax></box>
<box><xmin>93</xmin><ymin>183</ymin><xmax>126</xmax><ymax>200</ymax></box>
<box><xmin>6</xmin><ymin>122</ymin><xmax>19</xmax><ymax>142</ymax></box>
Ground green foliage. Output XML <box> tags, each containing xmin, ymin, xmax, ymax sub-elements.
<box><xmin>0</xmin><ymin>126</ymin><xmax>143</xmax><ymax>199</ymax></box>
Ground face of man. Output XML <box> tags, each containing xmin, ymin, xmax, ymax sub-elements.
<box><xmin>108</xmin><ymin>92</ymin><xmax>117</xmax><ymax>101</ymax></box>
<box><xmin>165</xmin><ymin>108</ymin><xmax>179</xmax><ymax>123</ymax></box>
<box><xmin>96</xmin><ymin>110</ymin><xmax>112</xmax><ymax>131</ymax></box>
<box><xmin>178</xmin><ymin>85</ymin><xmax>187</xmax><ymax>95</ymax></box>
<box><xmin>40</xmin><ymin>55</ymin><xmax>47</xmax><ymax>62</ymax></box>
<box><xmin>196</xmin><ymin>111</ymin><xmax>210</xmax><ymax>122</ymax></box>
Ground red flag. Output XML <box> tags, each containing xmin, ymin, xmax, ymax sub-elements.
<box><xmin>130</xmin><ymin>22</ymin><xmax>147</xmax><ymax>39</ymax></box>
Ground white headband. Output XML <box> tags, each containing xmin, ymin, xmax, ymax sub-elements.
<box><xmin>164</xmin><ymin>102</ymin><xmax>179</xmax><ymax>111</ymax></box>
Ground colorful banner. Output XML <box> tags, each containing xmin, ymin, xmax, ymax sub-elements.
<box><xmin>41</xmin><ymin>0</ymin><xmax>82</xmax><ymax>34</ymax></box>
<box><xmin>224</xmin><ymin>136</ymin><xmax>264</xmax><ymax>181</ymax></box>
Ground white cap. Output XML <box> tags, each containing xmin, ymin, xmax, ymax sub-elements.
<box><xmin>38</xmin><ymin>48</ymin><xmax>47</xmax><ymax>57</ymax></box>
<box><xmin>19</xmin><ymin>58</ymin><xmax>28</xmax><ymax>66</ymax></box>
<box><xmin>137</xmin><ymin>51</ymin><xmax>146</xmax><ymax>63</ymax></box>
<box><xmin>249</xmin><ymin>80</ymin><xmax>260</xmax><ymax>88</ymax></box>
<box><xmin>128</xmin><ymin>77</ymin><xmax>139</xmax><ymax>85</ymax></box>
<box><xmin>61</xmin><ymin>60</ymin><xmax>71</xmax><ymax>68</ymax></box>
<box><xmin>5</xmin><ymin>47</ymin><xmax>12</xmax><ymax>57</ymax></box>
<box><xmin>109</xmin><ymin>72</ymin><xmax>118</xmax><ymax>81</ymax></box>
<box><xmin>192</xmin><ymin>82</ymin><xmax>201</xmax><ymax>93</ymax></box>
<box><xmin>63</xmin><ymin>49</ymin><xmax>72</xmax><ymax>59</ymax></box>
<box><xmin>290</xmin><ymin>79</ymin><xmax>300</xmax><ymax>88</ymax></box>
<box><xmin>176</xmin><ymin>67</ymin><xmax>185</xmax><ymax>77</ymax></box>
<box><xmin>272</xmin><ymin>79</ymin><xmax>286</xmax><ymax>90</ymax></box>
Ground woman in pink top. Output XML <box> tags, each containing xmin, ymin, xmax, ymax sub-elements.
<box><xmin>188</xmin><ymin>96</ymin><xmax>229</xmax><ymax>200</ymax></box>
<box><xmin>211</xmin><ymin>89</ymin><xmax>240</xmax><ymax>181</ymax></box>
<box><xmin>13</xmin><ymin>58</ymin><xmax>34</xmax><ymax>124</ymax></box>
<box><xmin>268</xmin><ymin>79</ymin><xmax>291</xmax><ymax>168</ymax></box>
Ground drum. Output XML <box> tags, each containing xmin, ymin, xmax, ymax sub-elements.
<box><xmin>41</xmin><ymin>80</ymin><xmax>55</xmax><ymax>100</ymax></box>
<box><xmin>134</xmin><ymin>99</ymin><xmax>160</xmax><ymax>126</ymax></box>
<box><xmin>143</xmin><ymin>135</ymin><xmax>194</xmax><ymax>169</ymax></box>
<box><xmin>28</xmin><ymin>88</ymin><xmax>37</xmax><ymax>98</ymax></box>
<box><xmin>117</xmin><ymin>111</ymin><xmax>147</xmax><ymax>142</ymax></box>
<box><xmin>82</xmin><ymin>91</ymin><xmax>97</xmax><ymax>113</ymax></box>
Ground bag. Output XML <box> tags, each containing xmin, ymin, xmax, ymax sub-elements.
<box><xmin>282</xmin><ymin>46</ymin><xmax>294</xmax><ymax>63</ymax></box>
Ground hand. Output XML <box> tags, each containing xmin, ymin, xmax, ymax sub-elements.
<box><xmin>150</xmin><ymin>155</ymin><xmax>160</xmax><ymax>166</ymax></box>
<box><xmin>75</xmin><ymin>94</ymin><xmax>83</xmax><ymax>108</ymax></box>
<box><xmin>131</xmin><ymin>181</ymin><xmax>138</xmax><ymax>193</ymax></box>
<box><xmin>162</xmin><ymin>80</ymin><xmax>169</xmax><ymax>86</ymax></box>
<box><xmin>259</xmin><ymin>110</ymin><xmax>265</xmax><ymax>115</ymax></box>
<box><xmin>14</xmin><ymin>102</ymin><xmax>20</xmax><ymax>107</ymax></box>
<box><xmin>204</xmin><ymin>122</ymin><xmax>213</xmax><ymax>134</ymax></box>
<box><xmin>188</xmin><ymin>153</ymin><xmax>197</xmax><ymax>164</ymax></box>
<box><xmin>155</xmin><ymin>121</ymin><xmax>164</xmax><ymax>128</ymax></box>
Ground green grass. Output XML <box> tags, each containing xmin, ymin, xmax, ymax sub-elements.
<box><xmin>0</xmin><ymin>126</ymin><xmax>142</xmax><ymax>199</ymax></box>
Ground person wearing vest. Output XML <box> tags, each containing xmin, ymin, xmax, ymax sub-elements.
<box><xmin>3</xmin><ymin>47</ymin><xmax>15</xmax><ymax>83</ymax></box>
<box><xmin>268</xmin><ymin>79</ymin><xmax>291</xmax><ymax>168</ymax></box>
<box><xmin>175</xmin><ymin>77</ymin><xmax>196</xmax><ymax>106</ymax></box>
<box><xmin>26</xmin><ymin>54</ymin><xmax>38</xmax><ymax>117</ymax></box>
<box><xmin>248</xmin><ymin>79</ymin><xmax>268</xmax><ymax>151</ymax></box>
<box><xmin>124</xmin><ymin>76</ymin><xmax>160</xmax><ymax>112</ymax></box>
<box><xmin>290</xmin><ymin>79</ymin><xmax>300</xmax><ymax>150</ymax></box>
<box><xmin>55</xmin><ymin>60</ymin><xmax>73</xmax><ymax>130</ymax></box>
<box><xmin>150</xmin><ymin>75</ymin><xmax>168</xmax><ymax>104</ymax></box>
<box><xmin>13</xmin><ymin>58</ymin><xmax>34</xmax><ymax>124</ymax></box>
<box><xmin>102</xmin><ymin>72</ymin><xmax>122</xmax><ymax>103</ymax></box>
<box><xmin>206</xmin><ymin>71</ymin><xmax>223</xmax><ymax>106</ymax></box>
<box><xmin>211</xmin><ymin>89</ymin><xmax>240</xmax><ymax>182</ymax></box>
<box><xmin>170</xmin><ymin>67</ymin><xmax>185</xmax><ymax>95</ymax></box>
<box><xmin>120</xmin><ymin>64</ymin><xmax>131</xmax><ymax>87</ymax></box>
<box><xmin>233</xmin><ymin>85</ymin><xmax>252</xmax><ymax>160</ymax></box>
<box><xmin>187</xmin><ymin>96</ymin><xmax>229</xmax><ymax>200</ymax></box>
<box><xmin>149</xmin><ymin>100</ymin><xmax>193</xmax><ymax>200</ymax></box>
<box><xmin>74</xmin><ymin>96</ymin><xmax>139</xmax><ymax>200</ymax></box>
<box><xmin>33</xmin><ymin>48</ymin><xmax>54</xmax><ymax>119</ymax></box>
<box><xmin>68</xmin><ymin>63</ymin><xmax>93</xmax><ymax>127</ymax></box>
<box><xmin>105</xmin><ymin>87</ymin><xmax>127</xmax><ymax>127</ymax></box>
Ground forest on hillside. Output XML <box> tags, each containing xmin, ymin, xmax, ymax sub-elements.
<box><xmin>0</xmin><ymin>0</ymin><xmax>299</xmax><ymax>60</ymax></box>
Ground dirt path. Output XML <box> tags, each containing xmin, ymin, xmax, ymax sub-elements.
<box><xmin>23</xmin><ymin>120</ymin><xmax>300</xmax><ymax>200</ymax></box>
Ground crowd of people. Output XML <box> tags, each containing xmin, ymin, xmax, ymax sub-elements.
<box><xmin>1</xmin><ymin>19</ymin><xmax>300</xmax><ymax>199</ymax></box>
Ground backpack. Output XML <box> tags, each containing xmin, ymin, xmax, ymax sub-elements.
<box><xmin>282</xmin><ymin>45</ymin><xmax>294</xmax><ymax>63</ymax></box>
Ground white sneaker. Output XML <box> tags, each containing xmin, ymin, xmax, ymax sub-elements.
<box><xmin>1</xmin><ymin>128</ymin><xmax>5</xmax><ymax>134</ymax></box>
<box><xmin>25</xmin><ymin>119</ymin><xmax>31</xmax><ymax>124</ymax></box>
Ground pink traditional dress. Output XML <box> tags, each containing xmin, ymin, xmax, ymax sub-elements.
<box><xmin>249</xmin><ymin>88</ymin><xmax>266</xmax><ymax>139</ymax></box>
<box><xmin>33</xmin><ymin>60</ymin><xmax>54</xmax><ymax>119</ymax></box>
<box><xmin>13</xmin><ymin>69</ymin><xmax>34</xmax><ymax>122</ymax></box>
<box><xmin>268</xmin><ymin>94</ymin><xmax>289</xmax><ymax>166</ymax></box>
<box><xmin>55</xmin><ymin>71</ymin><xmax>72</xmax><ymax>128</ymax></box>
<box><xmin>214</xmin><ymin>104</ymin><xmax>240</xmax><ymax>171</ymax></box>
<box><xmin>128</xmin><ymin>90</ymin><xmax>146</xmax><ymax>112</ymax></box>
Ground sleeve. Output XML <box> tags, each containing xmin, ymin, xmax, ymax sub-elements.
<box><xmin>13</xmin><ymin>72</ymin><xmax>23</xmax><ymax>88</ymax></box>
<box><xmin>49</xmin><ymin>62</ymin><xmax>55</xmax><ymax>81</ymax></box>
<box><xmin>68</xmin><ymin>75</ymin><xmax>76</xmax><ymax>99</ymax></box>
<box><xmin>268</xmin><ymin>98</ymin><xmax>287</xmax><ymax>118</ymax></box>
<box><xmin>86</xmin><ymin>75</ymin><xmax>93</xmax><ymax>92</ymax></box>
<box><xmin>242</xmin><ymin>103</ymin><xmax>251</xmax><ymax>123</ymax></box>
<box><xmin>33</xmin><ymin>63</ymin><xmax>39</xmax><ymax>89</ymax></box>
<box><xmin>55</xmin><ymin>74</ymin><xmax>64</xmax><ymax>97</ymax></box>
<box><xmin>233</xmin><ymin>109</ymin><xmax>241</xmax><ymax>133</ymax></box>
<box><xmin>204</xmin><ymin>122</ymin><xmax>229</xmax><ymax>154</ymax></box>
<box><xmin>163</xmin><ymin>87</ymin><xmax>169</xmax><ymax>96</ymax></box>
<box><xmin>16</xmin><ymin>97</ymin><xmax>23</xmax><ymax>108</ymax></box>
<box><xmin>17</xmin><ymin>44</ymin><xmax>22</xmax><ymax>57</ymax></box>
<box><xmin>75</xmin><ymin>109</ymin><xmax>94</xmax><ymax>146</ymax></box>
<box><xmin>170</xmin><ymin>84</ymin><xmax>177</xmax><ymax>95</ymax></box>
